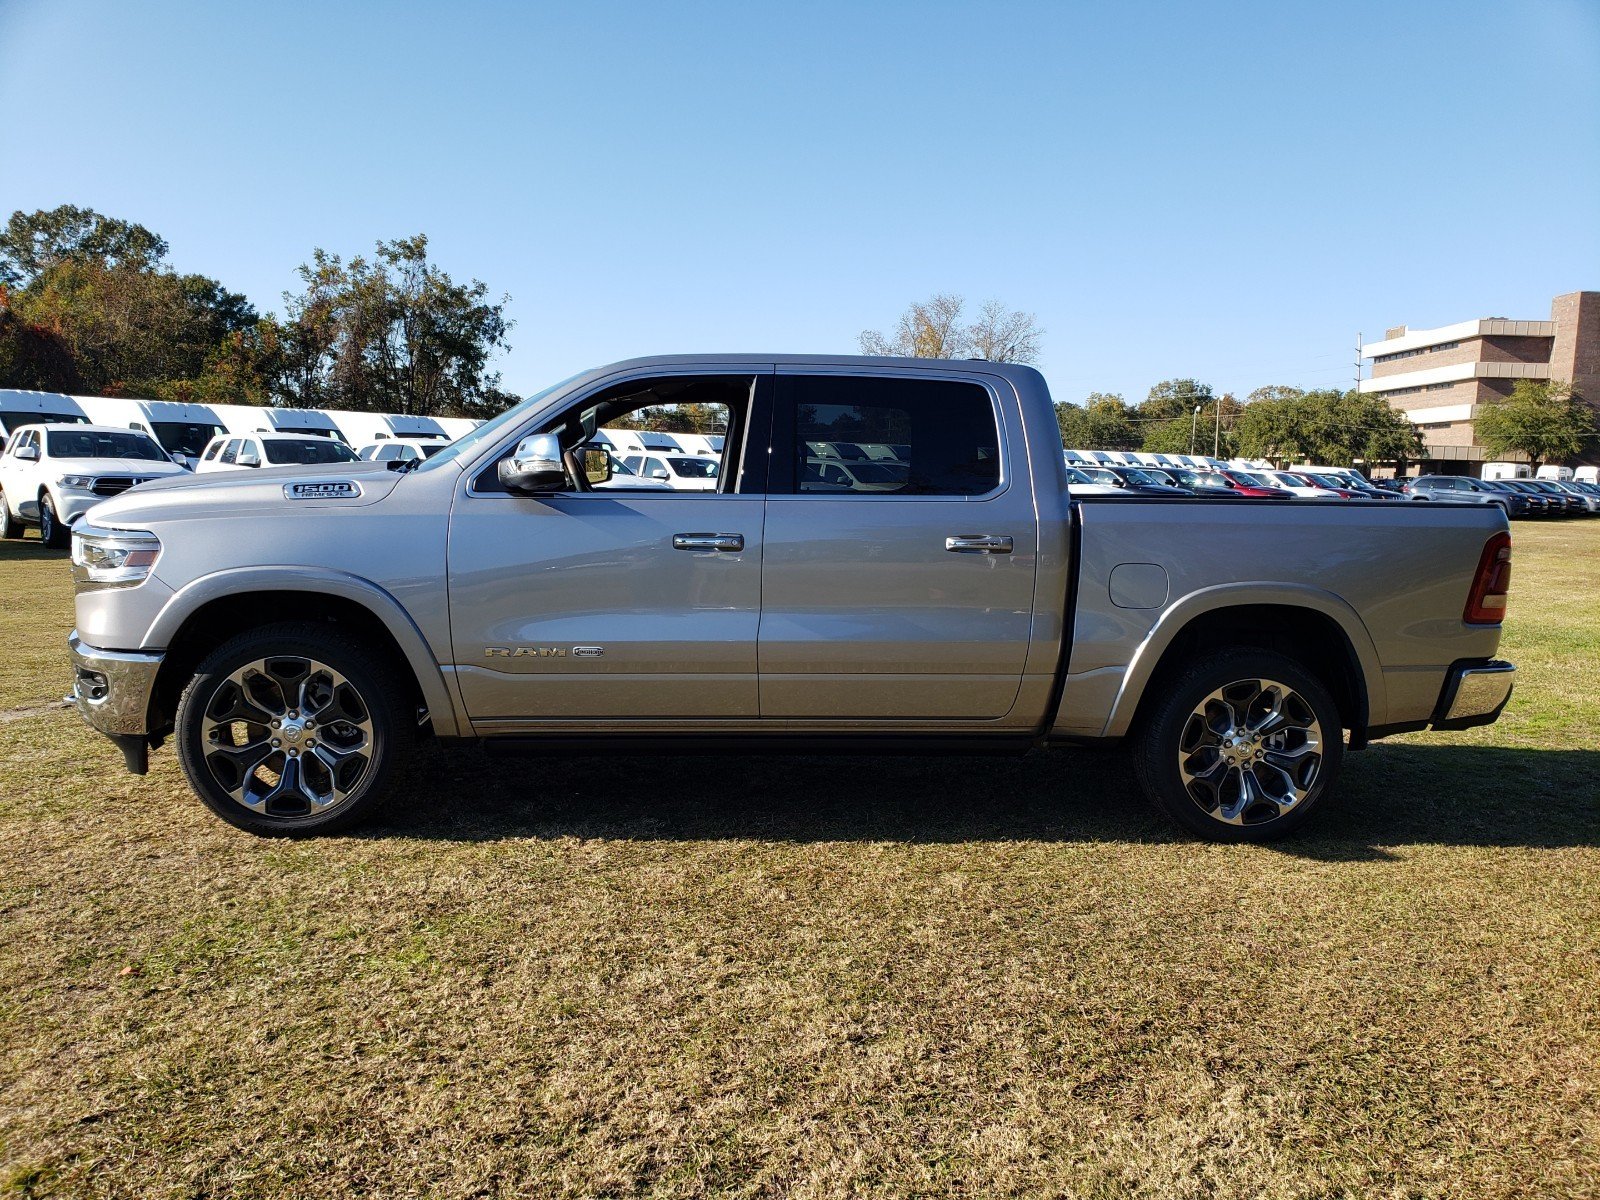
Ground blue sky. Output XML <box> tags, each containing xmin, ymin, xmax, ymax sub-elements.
<box><xmin>2</xmin><ymin>0</ymin><xmax>1597</xmax><ymax>404</ymax></box>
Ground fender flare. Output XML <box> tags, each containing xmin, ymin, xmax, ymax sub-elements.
<box><xmin>145</xmin><ymin>566</ymin><xmax>465</xmax><ymax>738</ymax></box>
<box><xmin>1100</xmin><ymin>581</ymin><xmax>1387</xmax><ymax>738</ymax></box>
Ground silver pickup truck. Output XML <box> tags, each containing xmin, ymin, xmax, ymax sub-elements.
<box><xmin>65</xmin><ymin>356</ymin><xmax>1516</xmax><ymax>842</ymax></box>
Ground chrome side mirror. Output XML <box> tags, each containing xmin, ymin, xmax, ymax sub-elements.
<box><xmin>237</xmin><ymin>449</ymin><xmax>261</xmax><ymax>468</ymax></box>
<box><xmin>499</xmin><ymin>433</ymin><xmax>566</xmax><ymax>493</ymax></box>
<box><xmin>17</xmin><ymin>444</ymin><xmax>39</xmax><ymax>462</ymax></box>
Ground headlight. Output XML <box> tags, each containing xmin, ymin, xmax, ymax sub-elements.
<box><xmin>58</xmin><ymin>474</ymin><xmax>97</xmax><ymax>490</ymax></box>
<box><xmin>70</xmin><ymin>526</ymin><xmax>161</xmax><ymax>590</ymax></box>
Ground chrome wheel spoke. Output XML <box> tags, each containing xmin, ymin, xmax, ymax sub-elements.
<box><xmin>1177</xmin><ymin>675</ymin><xmax>1324</xmax><ymax>827</ymax></box>
<box><xmin>198</xmin><ymin>654</ymin><xmax>375</xmax><ymax>819</ymax></box>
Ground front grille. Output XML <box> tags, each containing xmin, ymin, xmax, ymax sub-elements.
<box><xmin>90</xmin><ymin>477</ymin><xmax>151</xmax><ymax>497</ymax></box>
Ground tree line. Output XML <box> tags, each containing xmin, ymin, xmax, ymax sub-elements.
<box><xmin>0</xmin><ymin>206</ymin><xmax>515</xmax><ymax>418</ymax></box>
<box><xmin>862</xmin><ymin>294</ymin><xmax>1596</xmax><ymax>471</ymax></box>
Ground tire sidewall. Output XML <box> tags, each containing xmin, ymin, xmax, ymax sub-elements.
<box><xmin>39</xmin><ymin>494</ymin><xmax>66</xmax><ymax>549</ymax></box>
<box><xmin>175</xmin><ymin>624</ymin><xmax>403</xmax><ymax>836</ymax></box>
<box><xmin>1134</xmin><ymin>648</ymin><xmax>1344</xmax><ymax>843</ymax></box>
<box><xmin>0</xmin><ymin>489</ymin><xmax>18</xmax><ymax>540</ymax></box>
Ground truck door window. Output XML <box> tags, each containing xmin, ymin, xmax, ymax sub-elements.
<box><xmin>473</xmin><ymin>373</ymin><xmax>762</xmax><ymax>495</ymax></box>
<box><xmin>774</xmin><ymin>376</ymin><xmax>999</xmax><ymax>496</ymax></box>
<box><xmin>218</xmin><ymin>440</ymin><xmax>239</xmax><ymax>465</ymax></box>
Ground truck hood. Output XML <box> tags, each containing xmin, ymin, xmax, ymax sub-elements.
<box><xmin>84</xmin><ymin>460</ymin><xmax>406</xmax><ymax>529</ymax></box>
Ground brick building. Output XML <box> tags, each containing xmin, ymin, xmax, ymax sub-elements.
<box><xmin>1358</xmin><ymin>290</ymin><xmax>1598</xmax><ymax>474</ymax></box>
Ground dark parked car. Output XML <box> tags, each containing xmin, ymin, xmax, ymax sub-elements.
<box><xmin>1080</xmin><ymin>465</ymin><xmax>1194</xmax><ymax>496</ymax></box>
<box><xmin>1523</xmin><ymin>479</ymin><xmax>1586</xmax><ymax>516</ymax></box>
<box><xmin>1371</xmin><ymin>477</ymin><xmax>1410</xmax><ymax>494</ymax></box>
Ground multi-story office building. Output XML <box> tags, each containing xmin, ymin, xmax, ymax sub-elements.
<box><xmin>1359</xmin><ymin>290</ymin><xmax>1597</xmax><ymax>473</ymax></box>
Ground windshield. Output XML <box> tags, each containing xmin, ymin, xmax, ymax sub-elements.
<box><xmin>412</xmin><ymin>374</ymin><xmax>588</xmax><ymax>474</ymax></box>
<box><xmin>263</xmin><ymin>439</ymin><xmax>361</xmax><ymax>465</ymax></box>
<box><xmin>1230</xmin><ymin>472</ymin><xmax>1270</xmax><ymax>487</ymax></box>
<box><xmin>1063</xmin><ymin>466</ymin><xmax>1091</xmax><ymax>484</ymax></box>
<box><xmin>420</xmin><ymin>443</ymin><xmax>447</xmax><ymax>458</ymax></box>
<box><xmin>1122</xmin><ymin>468</ymin><xmax>1165</xmax><ymax>486</ymax></box>
<box><xmin>1276</xmin><ymin>473</ymin><xmax>1312</xmax><ymax>486</ymax></box>
<box><xmin>151</xmin><ymin>421</ymin><xmax>226</xmax><ymax>457</ymax></box>
<box><xmin>1083</xmin><ymin>468</ymin><xmax>1118</xmax><ymax>483</ymax></box>
<box><xmin>667</xmin><ymin>456</ymin><xmax>719</xmax><ymax>479</ymax></box>
<box><xmin>46</xmin><ymin>429</ymin><xmax>168</xmax><ymax>460</ymax></box>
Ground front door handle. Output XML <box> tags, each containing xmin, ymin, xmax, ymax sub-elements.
<box><xmin>673</xmin><ymin>533</ymin><xmax>745</xmax><ymax>552</ymax></box>
<box><xmin>945</xmin><ymin>534</ymin><xmax>1013</xmax><ymax>554</ymax></box>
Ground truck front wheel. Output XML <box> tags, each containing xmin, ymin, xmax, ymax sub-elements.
<box><xmin>175</xmin><ymin>622</ymin><xmax>407</xmax><ymax>835</ymax></box>
<box><xmin>1132</xmin><ymin>648</ymin><xmax>1343</xmax><ymax>842</ymax></box>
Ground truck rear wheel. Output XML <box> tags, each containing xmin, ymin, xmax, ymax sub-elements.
<box><xmin>1132</xmin><ymin>648</ymin><xmax>1343</xmax><ymax>842</ymax></box>
<box><xmin>175</xmin><ymin>622</ymin><xmax>407</xmax><ymax>836</ymax></box>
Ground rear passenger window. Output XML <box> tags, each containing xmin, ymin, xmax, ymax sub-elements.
<box><xmin>777</xmin><ymin>376</ymin><xmax>1000</xmax><ymax>496</ymax></box>
<box><xmin>219</xmin><ymin>439</ymin><xmax>239</xmax><ymax>465</ymax></box>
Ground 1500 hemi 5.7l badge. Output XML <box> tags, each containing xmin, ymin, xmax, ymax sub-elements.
<box><xmin>283</xmin><ymin>481</ymin><xmax>362</xmax><ymax>500</ymax></box>
<box><xmin>485</xmin><ymin>646</ymin><xmax>605</xmax><ymax>658</ymax></box>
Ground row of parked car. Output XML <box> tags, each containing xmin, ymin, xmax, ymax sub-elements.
<box><xmin>0</xmin><ymin>389</ymin><xmax>487</xmax><ymax>546</ymax></box>
<box><xmin>1060</xmin><ymin>448</ymin><xmax>1600</xmax><ymax>515</ymax></box>
<box><xmin>1399</xmin><ymin>474</ymin><xmax>1600</xmax><ymax>517</ymax></box>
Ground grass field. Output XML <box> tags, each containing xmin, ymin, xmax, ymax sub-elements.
<box><xmin>1</xmin><ymin>523</ymin><xmax>1597</xmax><ymax>1199</ymax></box>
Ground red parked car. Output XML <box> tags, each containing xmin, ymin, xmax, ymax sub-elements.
<box><xmin>1171</xmin><ymin>468</ymin><xmax>1296</xmax><ymax>499</ymax></box>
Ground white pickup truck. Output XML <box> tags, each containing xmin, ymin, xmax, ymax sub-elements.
<box><xmin>64</xmin><ymin>356</ymin><xmax>1516</xmax><ymax>841</ymax></box>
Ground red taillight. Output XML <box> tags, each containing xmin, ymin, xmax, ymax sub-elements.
<box><xmin>1464</xmin><ymin>531</ymin><xmax>1512</xmax><ymax>624</ymax></box>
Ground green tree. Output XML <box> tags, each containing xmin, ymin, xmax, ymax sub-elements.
<box><xmin>0</xmin><ymin>301</ymin><xmax>84</xmax><ymax>391</ymax></box>
<box><xmin>1056</xmin><ymin>392</ymin><xmax>1139</xmax><ymax>450</ymax></box>
<box><xmin>0</xmin><ymin>205</ymin><xmax>167</xmax><ymax>289</ymax></box>
<box><xmin>1234</xmin><ymin>388</ymin><xmax>1425</xmax><ymax>470</ymax></box>
<box><xmin>1139</xmin><ymin>378</ymin><xmax>1214</xmax><ymax>422</ymax></box>
<box><xmin>1474</xmin><ymin>379</ymin><xmax>1596</xmax><ymax>472</ymax></box>
<box><xmin>277</xmin><ymin>235</ymin><xmax>514</xmax><ymax>417</ymax></box>
<box><xmin>859</xmin><ymin>294</ymin><xmax>1042</xmax><ymax>363</ymax></box>
<box><xmin>12</xmin><ymin>258</ymin><xmax>256</xmax><ymax>396</ymax></box>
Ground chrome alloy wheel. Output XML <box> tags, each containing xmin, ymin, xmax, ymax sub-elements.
<box><xmin>1176</xmin><ymin>677</ymin><xmax>1324</xmax><ymax>827</ymax></box>
<box><xmin>200</xmin><ymin>656</ymin><xmax>375</xmax><ymax>817</ymax></box>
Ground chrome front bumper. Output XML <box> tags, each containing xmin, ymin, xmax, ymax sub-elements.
<box><xmin>1433</xmin><ymin>659</ymin><xmax>1516</xmax><ymax>731</ymax></box>
<box><xmin>68</xmin><ymin>630</ymin><xmax>163</xmax><ymax>738</ymax></box>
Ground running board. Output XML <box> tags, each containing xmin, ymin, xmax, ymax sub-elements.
<box><xmin>483</xmin><ymin>732</ymin><xmax>1039</xmax><ymax>758</ymax></box>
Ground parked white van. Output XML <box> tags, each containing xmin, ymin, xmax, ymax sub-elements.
<box><xmin>210</xmin><ymin>404</ymin><xmax>347</xmax><ymax>441</ymax></box>
<box><xmin>328</xmin><ymin>411</ymin><xmax>448</xmax><ymax>447</ymax></box>
<box><xmin>1577</xmin><ymin>466</ymin><xmax>1599</xmax><ymax>484</ymax></box>
<box><xmin>434</xmin><ymin>417</ymin><xmax>483</xmax><ymax>441</ymax></box>
<box><xmin>1535</xmin><ymin>464</ymin><xmax>1574</xmax><ymax>482</ymax></box>
<box><xmin>72</xmin><ymin>396</ymin><xmax>226</xmax><ymax>469</ymax></box>
<box><xmin>1481</xmin><ymin>462</ymin><xmax>1532</xmax><ymax>481</ymax></box>
<box><xmin>0</xmin><ymin>390</ymin><xmax>88</xmax><ymax>440</ymax></box>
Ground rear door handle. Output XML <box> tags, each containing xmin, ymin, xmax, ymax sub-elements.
<box><xmin>945</xmin><ymin>534</ymin><xmax>1013</xmax><ymax>554</ymax></box>
<box><xmin>673</xmin><ymin>533</ymin><xmax>745</xmax><ymax>552</ymax></box>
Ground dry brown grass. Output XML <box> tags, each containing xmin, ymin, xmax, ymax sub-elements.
<box><xmin>1</xmin><ymin>522</ymin><xmax>1597</xmax><ymax>1198</ymax></box>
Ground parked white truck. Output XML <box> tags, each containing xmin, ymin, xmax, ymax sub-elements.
<box><xmin>65</xmin><ymin>356</ymin><xmax>1516</xmax><ymax>842</ymax></box>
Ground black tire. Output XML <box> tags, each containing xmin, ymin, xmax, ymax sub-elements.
<box><xmin>0</xmin><ymin>489</ymin><xmax>23</xmax><ymax>540</ymax></box>
<box><xmin>1132</xmin><ymin>647</ymin><xmax>1344</xmax><ymax>843</ymax></box>
<box><xmin>175</xmin><ymin>621</ymin><xmax>409</xmax><ymax>836</ymax></box>
<box><xmin>38</xmin><ymin>493</ymin><xmax>68</xmax><ymax>549</ymax></box>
